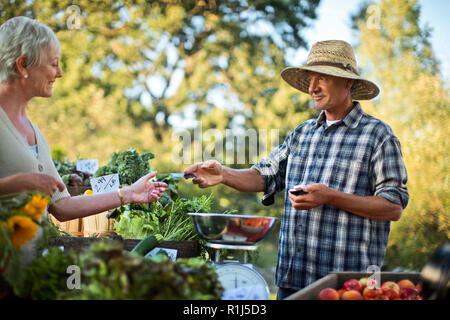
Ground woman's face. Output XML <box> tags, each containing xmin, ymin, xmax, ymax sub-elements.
<box><xmin>27</xmin><ymin>45</ymin><xmax>62</xmax><ymax>98</ymax></box>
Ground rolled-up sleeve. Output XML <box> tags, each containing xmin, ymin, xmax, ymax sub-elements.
<box><xmin>371</xmin><ymin>137</ymin><xmax>409</xmax><ymax>208</ymax></box>
<box><xmin>252</xmin><ymin>133</ymin><xmax>292</xmax><ymax>206</ymax></box>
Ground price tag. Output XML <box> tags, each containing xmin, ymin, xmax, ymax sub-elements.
<box><xmin>90</xmin><ymin>174</ymin><xmax>120</xmax><ymax>194</ymax></box>
<box><xmin>76</xmin><ymin>159</ymin><xmax>99</xmax><ymax>175</ymax></box>
<box><xmin>145</xmin><ymin>248</ymin><xmax>178</xmax><ymax>261</ymax></box>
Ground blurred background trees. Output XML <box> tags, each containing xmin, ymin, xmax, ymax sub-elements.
<box><xmin>351</xmin><ymin>0</ymin><xmax>449</xmax><ymax>269</ymax></box>
<box><xmin>1</xmin><ymin>0</ymin><xmax>448</xmax><ymax>271</ymax></box>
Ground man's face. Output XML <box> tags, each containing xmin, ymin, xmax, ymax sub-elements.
<box><xmin>307</xmin><ymin>72</ymin><xmax>353</xmax><ymax>112</ymax></box>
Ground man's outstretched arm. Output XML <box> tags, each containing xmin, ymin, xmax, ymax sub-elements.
<box><xmin>184</xmin><ymin>160</ymin><xmax>265</xmax><ymax>192</ymax></box>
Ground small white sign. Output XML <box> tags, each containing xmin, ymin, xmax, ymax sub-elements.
<box><xmin>90</xmin><ymin>174</ymin><xmax>120</xmax><ymax>194</ymax></box>
<box><xmin>145</xmin><ymin>248</ymin><xmax>178</xmax><ymax>261</ymax></box>
<box><xmin>76</xmin><ymin>159</ymin><xmax>99</xmax><ymax>175</ymax></box>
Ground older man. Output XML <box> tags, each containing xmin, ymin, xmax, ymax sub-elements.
<box><xmin>184</xmin><ymin>40</ymin><xmax>409</xmax><ymax>299</ymax></box>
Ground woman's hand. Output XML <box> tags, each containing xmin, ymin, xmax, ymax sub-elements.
<box><xmin>121</xmin><ymin>171</ymin><xmax>167</xmax><ymax>204</ymax></box>
<box><xmin>0</xmin><ymin>172</ymin><xmax>66</xmax><ymax>197</ymax></box>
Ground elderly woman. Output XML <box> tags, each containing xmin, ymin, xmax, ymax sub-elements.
<box><xmin>0</xmin><ymin>17</ymin><xmax>167</xmax><ymax>263</ymax></box>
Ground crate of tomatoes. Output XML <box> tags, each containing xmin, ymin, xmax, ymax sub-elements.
<box><xmin>286</xmin><ymin>271</ymin><xmax>423</xmax><ymax>300</ymax></box>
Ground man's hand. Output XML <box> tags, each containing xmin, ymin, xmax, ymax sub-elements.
<box><xmin>184</xmin><ymin>160</ymin><xmax>224</xmax><ymax>188</ymax></box>
<box><xmin>289</xmin><ymin>183</ymin><xmax>331</xmax><ymax>210</ymax></box>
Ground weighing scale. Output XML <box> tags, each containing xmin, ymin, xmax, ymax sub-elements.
<box><xmin>189</xmin><ymin>213</ymin><xmax>277</xmax><ymax>300</ymax></box>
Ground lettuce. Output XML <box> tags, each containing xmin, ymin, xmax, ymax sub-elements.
<box><xmin>113</xmin><ymin>209</ymin><xmax>160</xmax><ymax>239</ymax></box>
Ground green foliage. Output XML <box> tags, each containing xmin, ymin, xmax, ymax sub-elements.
<box><xmin>9</xmin><ymin>239</ymin><xmax>223</xmax><ymax>300</ymax></box>
<box><xmin>53</xmin><ymin>158</ymin><xmax>76</xmax><ymax>176</ymax></box>
<box><xmin>94</xmin><ymin>148</ymin><xmax>154</xmax><ymax>185</ymax></box>
<box><xmin>113</xmin><ymin>194</ymin><xmax>212</xmax><ymax>241</ymax></box>
<box><xmin>113</xmin><ymin>208</ymin><xmax>160</xmax><ymax>239</ymax></box>
<box><xmin>0</xmin><ymin>192</ymin><xmax>54</xmax><ymax>287</ymax></box>
<box><xmin>1</xmin><ymin>0</ymin><xmax>320</xmax><ymax>164</ymax></box>
<box><xmin>14</xmin><ymin>247</ymin><xmax>77</xmax><ymax>300</ymax></box>
<box><xmin>68</xmin><ymin>240</ymin><xmax>223</xmax><ymax>300</ymax></box>
<box><xmin>53</xmin><ymin>158</ymin><xmax>91</xmax><ymax>186</ymax></box>
<box><xmin>352</xmin><ymin>0</ymin><xmax>449</xmax><ymax>269</ymax></box>
<box><xmin>51</xmin><ymin>147</ymin><xmax>67</xmax><ymax>161</ymax></box>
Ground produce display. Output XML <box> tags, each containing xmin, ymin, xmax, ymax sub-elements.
<box><xmin>53</xmin><ymin>158</ymin><xmax>91</xmax><ymax>187</ymax></box>
<box><xmin>318</xmin><ymin>277</ymin><xmax>424</xmax><ymax>300</ymax></box>
<box><xmin>70</xmin><ymin>241</ymin><xmax>223</xmax><ymax>300</ymax></box>
<box><xmin>7</xmin><ymin>240</ymin><xmax>223</xmax><ymax>300</ymax></box>
<box><xmin>111</xmin><ymin>194</ymin><xmax>213</xmax><ymax>241</ymax></box>
<box><xmin>90</xmin><ymin>148</ymin><xmax>238</xmax><ymax>259</ymax></box>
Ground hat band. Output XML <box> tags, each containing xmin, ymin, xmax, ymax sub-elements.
<box><xmin>306</xmin><ymin>61</ymin><xmax>359</xmax><ymax>76</ymax></box>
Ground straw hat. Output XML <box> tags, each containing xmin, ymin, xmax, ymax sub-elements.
<box><xmin>281</xmin><ymin>40</ymin><xmax>379</xmax><ymax>100</ymax></box>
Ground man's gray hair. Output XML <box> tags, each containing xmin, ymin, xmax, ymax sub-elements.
<box><xmin>0</xmin><ymin>16</ymin><xmax>60</xmax><ymax>83</ymax></box>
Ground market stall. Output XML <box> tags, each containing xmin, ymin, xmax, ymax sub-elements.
<box><xmin>0</xmin><ymin>149</ymin><xmax>275</xmax><ymax>300</ymax></box>
<box><xmin>1</xmin><ymin>149</ymin><xmax>448</xmax><ymax>301</ymax></box>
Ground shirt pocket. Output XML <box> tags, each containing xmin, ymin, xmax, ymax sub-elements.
<box><xmin>329</xmin><ymin>157</ymin><xmax>365</xmax><ymax>193</ymax></box>
<box><xmin>286</xmin><ymin>152</ymin><xmax>309</xmax><ymax>187</ymax></box>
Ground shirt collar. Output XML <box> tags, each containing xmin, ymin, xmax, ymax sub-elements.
<box><xmin>315</xmin><ymin>102</ymin><xmax>364</xmax><ymax>129</ymax></box>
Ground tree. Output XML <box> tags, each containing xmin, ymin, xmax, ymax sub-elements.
<box><xmin>351</xmin><ymin>0</ymin><xmax>449</xmax><ymax>270</ymax></box>
<box><xmin>1</xmin><ymin>0</ymin><xmax>319</xmax><ymax>162</ymax></box>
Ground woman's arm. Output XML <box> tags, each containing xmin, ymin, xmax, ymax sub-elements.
<box><xmin>49</xmin><ymin>171</ymin><xmax>167</xmax><ymax>222</ymax></box>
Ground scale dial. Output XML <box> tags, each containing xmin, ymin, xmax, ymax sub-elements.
<box><xmin>216</xmin><ymin>263</ymin><xmax>270</xmax><ymax>300</ymax></box>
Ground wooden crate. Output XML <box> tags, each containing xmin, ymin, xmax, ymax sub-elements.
<box><xmin>286</xmin><ymin>271</ymin><xmax>421</xmax><ymax>300</ymax></box>
<box><xmin>82</xmin><ymin>211</ymin><xmax>114</xmax><ymax>237</ymax></box>
<box><xmin>47</xmin><ymin>236</ymin><xmax>200</xmax><ymax>258</ymax></box>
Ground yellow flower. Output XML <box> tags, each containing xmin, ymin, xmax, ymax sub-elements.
<box><xmin>7</xmin><ymin>216</ymin><xmax>38</xmax><ymax>248</ymax></box>
<box><xmin>22</xmin><ymin>194</ymin><xmax>49</xmax><ymax>221</ymax></box>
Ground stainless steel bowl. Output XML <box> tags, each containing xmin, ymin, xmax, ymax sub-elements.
<box><xmin>188</xmin><ymin>213</ymin><xmax>277</xmax><ymax>244</ymax></box>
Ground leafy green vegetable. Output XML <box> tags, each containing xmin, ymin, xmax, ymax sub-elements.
<box><xmin>14</xmin><ymin>247</ymin><xmax>77</xmax><ymax>300</ymax></box>
<box><xmin>53</xmin><ymin>158</ymin><xmax>76</xmax><ymax>176</ymax></box>
<box><xmin>112</xmin><ymin>194</ymin><xmax>213</xmax><ymax>241</ymax></box>
<box><xmin>113</xmin><ymin>208</ymin><xmax>160</xmax><ymax>239</ymax></box>
<box><xmin>65</xmin><ymin>240</ymin><xmax>223</xmax><ymax>300</ymax></box>
<box><xmin>94</xmin><ymin>148</ymin><xmax>154</xmax><ymax>185</ymax></box>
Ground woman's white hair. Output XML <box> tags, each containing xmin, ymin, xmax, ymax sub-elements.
<box><xmin>0</xmin><ymin>16</ymin><xmax>60</xmax><ymax>83</ymax></box>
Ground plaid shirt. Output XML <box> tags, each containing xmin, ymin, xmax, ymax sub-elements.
<box><xmin>252</xmin><ymin>102</ymin><xmax>409</xmax><ymax>290</ymax></box>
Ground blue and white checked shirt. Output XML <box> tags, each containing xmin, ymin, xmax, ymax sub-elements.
<box><xmin>252</xmin><ymin>102</ymin><xmax>409</xmax><ymax>290</ymax></box>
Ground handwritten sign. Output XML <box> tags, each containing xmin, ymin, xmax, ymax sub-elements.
<box><xmin>90</xmin><ymin>174</ymin><xmax>120</xmax><ymax>194</ymax></box>
<box><xmin>145</xmin><ymin>248</ymin><xmax>178</xmax><ymax>261</ymax></box>
<box><xmin>76</xmin><ymin>159</ymin><xmax>99</xmax><ymax>175</ymax></box>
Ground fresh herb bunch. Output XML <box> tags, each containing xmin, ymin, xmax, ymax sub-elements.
<box><xmin>154</xmin><ymin>194</ymin><xmax>213</xmax><ymax>241</ymax></box>
<box><xmin>94</xmin><ymin>148</ymin><xmax>154</xmax><ymax>185</ymax></box>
